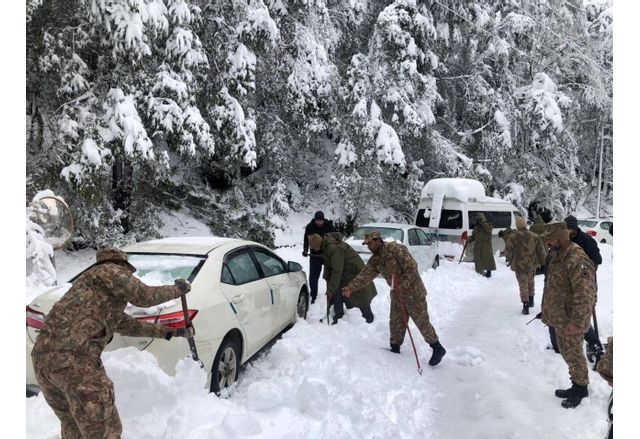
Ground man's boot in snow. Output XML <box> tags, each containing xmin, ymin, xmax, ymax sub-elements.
<box><xmin>561</xmin><ymin>384</ymin><xmax>588</xmax><ymax>409</ymax></box>
<box><xmin>528</xmin><ymin>295</ymin><xmax>534</xmax><ymax>307</ymax></box>
<box><xmin>390</xmin><ymin>343</ymin><xmax>400</xmax><ymax>354</ymax></box>
<box><xmin>555</xmin><ymin>382</ymin><xmax>581</xmax><ymax>398</ymax></box>
<box><xmin>522</xmin><ymin>302</ymin><xmax>530</xmax><ymax>315</ymax></box>
<box><xmin>428</xmin><ymin>341</ymin><xmax>446</xmax><ymax>366</ymax></box>
<box><xmin>484</xmin><ymin>270</ymin><xmax>492</xmax><ymax>278</ymax></box>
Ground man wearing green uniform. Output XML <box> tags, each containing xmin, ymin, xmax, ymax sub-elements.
<box><xmin>308</xmin><ymin>232</ymin><xmax>376</xmax><ymax>324</ymax></box>
<box><xmin>342</xmin><ymin>231</ymin><xmax>446</xmax><ymax>366</ymax></box>
<box><xmin>541</xmin><ymin>223</ymin><xmax>596</xmax><ymax>408</ymax></box>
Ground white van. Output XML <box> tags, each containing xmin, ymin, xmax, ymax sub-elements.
<box><xmin>415</xmin><ymin>178</ymin><xmax>523</xmax><ymax>261</ymax></box>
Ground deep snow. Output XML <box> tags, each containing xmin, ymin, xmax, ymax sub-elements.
<box><xmin>25</xmin><ymin>216</ymin><xmax>614</xmax><ymax>439</ymax></box>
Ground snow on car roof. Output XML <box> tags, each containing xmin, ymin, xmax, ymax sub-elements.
<box><xmin>421</xmin><ymin>178</ymin><xmax>487</xmax><ymax>201</ymax></box>
<box><xmin>357</xmin><ymin>222</ymin><xmax>414</xmax><ymax>229</ymax></box>
<box><xmin>124</xmin><ymin>236</ymin><xmax>243</xmax><ymax>255</ymax></box>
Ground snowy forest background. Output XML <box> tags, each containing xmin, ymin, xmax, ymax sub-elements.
<box><xmin>25</xmin><ymin>0</ymin><xmax>613</xmax><ymax>250</ymax></box>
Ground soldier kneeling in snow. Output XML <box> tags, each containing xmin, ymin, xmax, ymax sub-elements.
<box><xmin>31</xmin><ymin>249</ymin><xmax>193</xmax><ymax>439</ymax></box>
<box><xmin>342</xmin><ymin>231</ymin><xmax>446</xmax><ymax>366</ymax></box>
<box><xmin>308</xmin><ymin>232</ymin><xmax>376</xmax><ymax>325</ymax></box>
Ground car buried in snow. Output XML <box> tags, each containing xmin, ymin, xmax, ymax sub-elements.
<box><xmin>26</xmin><ymin>237</ymin><xmax>310</xmax><ymax>395</ymax></box>
<box><xmin>345</xmin><ymin>223</ymin><xmax>440</xmax><ymax>272</ymax></box>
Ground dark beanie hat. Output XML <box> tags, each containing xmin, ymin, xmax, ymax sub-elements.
<box><xmin>314</xmin><ymin>211</ymin><xmax>325</xmax><ymax>220</ymax></box>
<box><xmin>564</xmin><ymin>215</ymin><xmax>578</xmax><ymax>230</ymax></box>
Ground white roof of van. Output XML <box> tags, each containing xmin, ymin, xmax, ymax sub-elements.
<box><xmin>421</xmin><ymin>178</ymin><xmax>509</xmax><ymax>204</ymax></box>
<box><xmin>422</xmin><ymin>178</ymin><xmax>486</xmax><ymax>201</ymax></box>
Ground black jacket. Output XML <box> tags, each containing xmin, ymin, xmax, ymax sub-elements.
<box><xmin>571</xmin><ymin>228</ymin><xmax>602</xmax><ymax>269</ymax></box>
<box><xmin>303</xmin><ymin>219</ymin><xmax>335</xmax><ymax>255</ymax></box>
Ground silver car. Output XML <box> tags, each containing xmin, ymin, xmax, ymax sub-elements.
<box><xmin>345</xmin><ymin>223</ymin><xmax>440</xmax><ymax>272</ymax></box>
<box><xmin>26</xmin><ymin>237</ymin><xmax>309</xmax><ymax>395</ymax></box>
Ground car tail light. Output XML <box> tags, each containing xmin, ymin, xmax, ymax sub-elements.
<box><xmin>586</xmin><ymin>230</ymin><xmax>597</xmax><ymax>237</ymax></box>
<box><xmin>135</xmin><ymin>310</ymin><xmax>198</xmax><ymax>328</ymax></box>
<box><xmin>461</xmin><ymin>231</ymin><xmax>468</xmax><ymax>242</ymax></box>
<box><xmin>26</xmin><ymin>306</ymin><xmax>45</xmax><ymax>329</ymax></box>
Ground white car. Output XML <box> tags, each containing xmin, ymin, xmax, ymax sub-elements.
<box><xmin>345</xmin><ymin>223</ymin><xmax>440</xmax><ymax>272</ymax></box>
<box><xmin>26</xmin><ymin>237</ymin><xmax>309</xmax><ymax>395</ymax></box>
<box><xmin>577</xmin><ymin>218</ymin><xmax>613</xmax><ymax>244</ymax></box>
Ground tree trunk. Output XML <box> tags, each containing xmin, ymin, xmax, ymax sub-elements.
<box><xmin>112</xmin><ymin>157</ymin><xmax>133</xmax><ymax>233</ymax></box>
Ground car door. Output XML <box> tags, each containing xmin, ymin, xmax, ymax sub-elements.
<box><xmin>219</xmin><ymin>249</ymin><xmax>273</xmax><ymax>355</ymax></box>
<box><xmin>600</xmin><ymin>221</ymin><xmax>613</xmax><ymax>244</ymax></box>
<box><xmin>407</xmin><ymin>228</ymin><xmax>428</xmax><ymax>272</ymax></box>
<box><xmin>416</xmin><ymin>228</ymin><xmax>438</xmax><ymax>269</ymax></box>
<box><xmin>251</xmin><ymin>248</ymin><xmax>296</xmax><ymax>329</ymax></box>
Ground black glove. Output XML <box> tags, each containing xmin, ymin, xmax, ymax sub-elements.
<box><xmin>174</xmin><ymin>278</ymin><xmax>191</xmax><ymax>295</ymax></box>
<box><xmin>302</xmin><ymin>250</ymin><xmax>308</xmax><ymax>257</ymax></box>
<box><xmin>164</xmin><ymin>326</ymin><xmax>195</xmax><ymax>340</ymax></box>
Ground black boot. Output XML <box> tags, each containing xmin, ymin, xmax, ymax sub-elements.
<box><xmin>561</xmin><ymin>384</ymin><xmax>588</xmax><ymax>408</ymax></box>
<box><xmin>522</xmin><ymin>302</ymin><xmax>529</xmax><ymax>315</ymax></box>
<box><xmin>485</xmin><ymin>270</ymin><xmax>492</xmax><ymax>278</ymax></box>
<box><xmin>311</xmin><ymin>296</ymin><xmax>316</xmax><ymax>304</ymax></box>
<box><xmin>428</xmin><ymin>341</ymin><xmax>446</xmax><ymax>366</ymax></box>
<box><xmin>390</xmin><ymin>343</ymin><xmax>400</xmax><ymax>354</ymax></box>
<box><xmin>555</xmin><ymin>383</ymin><xmax>575</xmax><ymax>398</ymax></box>
<box><xmin>528</xmin><ymin>296</ymin><xmax>534</xmax><ymax>307</ymax></box>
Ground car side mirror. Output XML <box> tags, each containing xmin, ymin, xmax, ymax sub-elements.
<box><xmin>288</xmin><ymin>261</ymin><xmax>303</xmax><ymax>272</ymax></box>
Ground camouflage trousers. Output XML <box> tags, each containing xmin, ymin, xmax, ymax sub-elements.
<box><xmin>555</xmin><ymin>330</ymin><xmax>590</xmax><ymax>386</ymax></box>
<box><xmin>32</xmin><ymin>351</ymin><xmax>122</xmax><ymax>439</ymax></box>
<box><xmin>390</xmin><ymin>292</ymin><xmax>439</xmax><ymax>346</ymax></box>
<box><xmin>515</xmin><ymin>270</ymin><xmax>536</xmax><ymax>302</ymax></box>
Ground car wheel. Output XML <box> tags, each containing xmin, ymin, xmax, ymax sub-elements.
<box><xmin>296</xmin><ymin>289</ymin><xmax>308</xmax><ymax>320</ymax></box>
<box><xmin>600</xmin><ymin>239</ymin><xmax>606</xmax><ymax>244</ymax></box>
<box><xmin>432</xmin><ymin>255</ymin><xmax>440</xmax><ymax>269</ymax></box>
<box><xmin>210</xmin><ymin>338</ymin><xmax>240</xmax><ymax>395</ymax></box>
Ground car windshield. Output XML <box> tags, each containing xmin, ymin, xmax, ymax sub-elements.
<box><xmin>577</xmin><ymin>220</ymin><xmax>598</xmax><ymax>228</ymax></box>
<box><xmin>350</xmin><ymin>227</ymin><xmax>403</xmax><ymax>242</ymax></box>
<box><xmin>128</xmin><ymin>254</ymin><xmax>206</xmax><ymax>285</ymax></box>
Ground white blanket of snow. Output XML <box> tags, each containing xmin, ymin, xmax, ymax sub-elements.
<box><xmin>26</xmin><ymin>215</ymin><xmax>614</xmax><ymax>438</ymax></box>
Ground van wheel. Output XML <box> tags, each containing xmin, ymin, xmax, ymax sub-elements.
<box><xmin>432</xmin><ymin>255</ymin><xmax>440</xmax><ymax>269</ymax></box>
<box><xmin>210</xmin><ymin>338</ymin><xmax>240</xmax><ymax>395</ymax></box>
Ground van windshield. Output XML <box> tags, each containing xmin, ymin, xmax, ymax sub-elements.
<box><xmin>416</xmin><ymin>209</ymin><xmax>462</xmax><ymax>229</ymax></box>
<box><xmin>469</xmin><ymin>211</ymin><xmax>512</xmax><ymax>229</ymax></box>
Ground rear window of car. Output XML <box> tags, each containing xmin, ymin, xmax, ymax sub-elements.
<box><xmin>469</xmin><ymin>211</ymin><xmax>513</xmax><ymax>229</ymax></box>
<box><xmin>578</xmin><ymin>220</ymin><xmax>598</xmax><ymax>228</ymax></box>
<box><xmin>416</xmin><ymin>209</ymin><xmax>463</xmax><ymax>229</ymax></box>
<box><xmin>128</xmin><ymin>254</ymin><xmax>206</xmax><ymax>285</ymax></box>
<box><xmin>351</xmin><ymin>227</ymin><xmax>404</xmax><ymax>242</ymax></box>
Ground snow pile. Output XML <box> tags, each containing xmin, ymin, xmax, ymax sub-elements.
<box><xmin>421</xmin><ymin>178</ymin><xmax>486</xmax><ymax>201</ymax></box>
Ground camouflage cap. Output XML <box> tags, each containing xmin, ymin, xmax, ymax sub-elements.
<box><xmin>362</xmin><ymin>231</ymin><xmax>382</xmax><ymax>245</ymax></box>
<box><xmin>542</xmin><ymin>222</ymin><xmax>570</xmax><ymax>241</ymax></box>
<box><xmin>308</xmin><ymin>234</ymin><xmax>323</xmax><ymax>251</ymax></box>
<box><xmin>96</xmin><ymin>248</ymin><xmax>136</xmax><ymax>273</ymax></box>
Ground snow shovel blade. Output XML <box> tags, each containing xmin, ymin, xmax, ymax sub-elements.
<box><xmin>180</xmin><ymin>289</ymin><xmax>204</xmax><ymax>368</ymax></box>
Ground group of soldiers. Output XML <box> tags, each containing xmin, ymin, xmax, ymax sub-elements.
<box><xmin>306</xmin><ymin>210</ymin><xmax>613</xmax><ymax>435</ymax></box>
<box><xmin>497</xmin><ymin>214</ymin><xmax>613</xmax><ymax>432</ymax></box>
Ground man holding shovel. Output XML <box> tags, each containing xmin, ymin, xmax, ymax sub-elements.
<box><xmin>32</xmin><ymin>248</ymin><xmax>193</xmax><ymax>439</ymax></box>
<box><xmin>342</xmin><ymin>231</ymin><xmax>446</xmax><ymax>367</ymax></box>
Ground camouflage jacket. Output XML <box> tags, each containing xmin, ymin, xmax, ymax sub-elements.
<box><xmin>596</xmin><ymin>336</ymin><xmax>613</xmax><ymax>386</ymax></box>
<box><xmin>541</xmin><ymin>242</ymin><xmax>596</xmax><ymax>330</ymax></box>
<box><xmin>345</xmin><ymin>241</ymin><xmax>426</xmax><ymax>300</ymax></box>
<box><xmin>32</xmin><ymin>262</ymin><xmax>181</xmax><ymax>359</ymax></box>
<box><xmin>322</xmin><ymin>233</ymin><xmax>376</xmax><ymax>308</ymax></box>
<box><xmin>504</xmin><ymin>229</ymin><xmax>546</xmax><ymax>273</ymax></box>
<box><xmin>529</xmin><ymin>215</ymin><xmax>546</xmax><ymax>235</ymax></box>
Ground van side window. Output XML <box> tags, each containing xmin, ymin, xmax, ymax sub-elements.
<box><xmin>417</xmin><ymin>209</ymin><xmax>462</xmax><ymax>229</ymax></box>
<box><xmin>469</xmin><ymin>211</ymin><xmax>512</xmax><ymax>228</ymax></box>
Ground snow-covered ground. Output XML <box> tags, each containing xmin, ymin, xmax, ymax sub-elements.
<box><xmin>25</xmin><ymin>216</ymin><xmax>614</xmax><ymax>438</ymax></box>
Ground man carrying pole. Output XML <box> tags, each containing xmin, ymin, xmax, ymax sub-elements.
<box><xmin>342</xmin><ymin>231</ymin><xmax>446</xmax><ymax>367</ymax></box>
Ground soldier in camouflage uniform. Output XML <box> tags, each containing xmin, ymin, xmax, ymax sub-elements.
<box><xmin>308</xmin><ymin>232</ymin><xmax>376</xmax><ymax>324</ymax></box>
<box><xmin>467</xmin><ymin>213</ymin><xmax>496</xmax><ymax>277</ymax></box>
<box><xmin>31</xmin><ymin>249</ymin><xmax>193</xmax><ymax>439</ymax></box>
<box><xmin>541</xmin><ymin>223</ymin><xmax>596</xmax><ymax>409</ymax></box>
<box><xmin>528</xmin><ymin>214</ymin><xmax>548</xmax><ymax>275</ymax></box>
<box><xmin>597</xmin><ymin>337</ymin><xmax>613</xmax><ymax>439</ymax></box>
<box><xmin>341</xmin><ymin>231</ymin><xmax>446</xmax><ymax>366</ymax></box>
<box><xmin>504</xmin><ymin>217</ymin><xmax>547</xmax><ymax>315</ymax></box>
